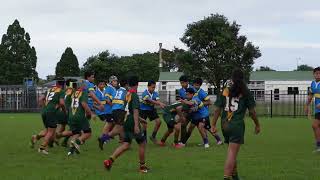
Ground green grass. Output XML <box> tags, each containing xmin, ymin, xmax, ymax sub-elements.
<box><xmin>0</xmin><ymin>113</ymin><xmax>319</xmax><ymax>180</ymax></box>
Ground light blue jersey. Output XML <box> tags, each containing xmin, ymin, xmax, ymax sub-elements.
<box><xmin>104</xmin><ymin>84</ymin><xmax>117</xmax><ymax>114</ymax></box>
<box><xmin>95</xmin><ymin>88</ymin><xmax>107</xmax><ymax>115</ymax></box>
<box><xmin>83</xmin><ymin>80</ymin><xmax>95</xmax><ymax>109</ymax></box>
<box><xmin>311</xmin><ymin>81</ymin><xmax>320</xmax><ymax>113</ymax></box>
<box><xmin>191</xmin><ymin>96</ymin><xmax>209</xmax><ymax>120</ymax></box>
<box><xmin>140</xmin><ymin>90</ymin><xmax>160</xmax><ymax>111</ymax></box>
<box><xmin>178</xmin><ymin>85</ymin><xmax>196</xmax><ymax>100</ymax></box>
<box><xmin>112</xmin><ymin>87</ymin><xmax>127</xmax><ymax>111</ymax></box>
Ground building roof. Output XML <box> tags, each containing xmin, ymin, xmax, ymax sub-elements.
<box><xmin>43</xmin><ymin>77</ymin><xmax>83</xmax><ymax>87</ymax></box>
<box><xmin>159</xmin><ymin>72</ymin><xmax>184</xmax><ymax>82</ymax></box>
<box><xmin>158</xmin><ymin>71</ymin><xmax>314</xmax><ymax>82</ymax></box>
<box><xmin>250</xmin><ymin>71</ymin><xmax>313</xmax><ymax>81</ymax></box>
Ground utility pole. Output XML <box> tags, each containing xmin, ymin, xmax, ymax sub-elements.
<box><xmin>159</xmin><ymin>43</ymin><xmax>163</xmax><ymax>72</ymax></box>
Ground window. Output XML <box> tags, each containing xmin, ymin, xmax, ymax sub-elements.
<box><xmin>274</xmin><ymin>89</ymin><xmax>280</xmax><ymax>100</ymax></box>
<box><xmin>288</xmin><ymin>87</ymin><xmax>299</xmax><ymax>95</ymax></box>
<box><xmin>161</xmin><ymin>82</ymin><xmax>167</xmax><ymax>90</ymax></box>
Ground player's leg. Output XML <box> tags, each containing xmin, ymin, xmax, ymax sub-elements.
<box><xmin>68</xmin><ymin>132</ymin><xmax>80</xmax><ymax>155</ymax></box>
<box><xmin>312</xmin><ymin>116</ymin><xmax>320</xmax><ymax>151</ymax></box>
<box><xmin>158</xmin><ymin>128</ymin><xmax>173</xmax><ymax>146</ymax></box>
<box><xmin>31</xmin><ymin>113</ymin><xmax>48</xmax><ymax>148</ymax></box>
<box><xmin>78</xmin><ymin>120</ymin><xmax>92</xmax><ymax>146</ymax></box>
<box><xmin>173</xmin><ymin>122</ymin><xmax>181</xmax><ymax>145</ymax></box>
<box><xmin>181</xmin><ymin>123</ymin><xmax>195</xmax><ymax>145</ymax></box>
<box><xmin>99</xmin><ymin>115</ymin><xmax>114</xmax><ymax>146</ymax></box>
<box><xmin>179</xmin><ymin>114</ymin><xmax>190</xmax><ymax>143</ymax></box>
<box><xmin>103</xmin><ymin>132</ymin><xmax>133</xmax><ymax>170</ymax></box>
<box><xmin>134</xmin><ymin>130</ymin><xmax>149</xmax><ymax>173</ymax></box>
<box><xmin>38</xmin><ymin>112</ymin><xmax>57</xmax><ymax>154</ymax></box>
<box><xmin>224</xmin><ymin>143</ymin><xmax>240</xmax><ymax>180</ymax></box>
<box><xmin>149</xmin><ymin>110</ymin><xmax>161</xmax><ymax>143</ymax></box>
<box><xmin>108</xmin><ymin>110</ymin><xmax>126</xmax><ymax>143</ymax></box>
<box><xmin>204</xmin><ymin>117</ymin><xmax>223</xmax><ymax>145</ymax></box>
<box><xmin>31</xmin><ymin>129</ymin><xmax>47</xmax><ymax>148</ymax></box>
<box><xmin>138</xmin><ymin>141</ymin><xmax>149</xmax><ymax>173</ymax></box>
<box><xmin>197</xmin><ymin>122</ymin><xmax>209</xmax><ymax>148</ymax></box>
<box><xmin>39</xmin><ymin>128</ymin><xmax>55</xmax><ymax>154</ymax></box>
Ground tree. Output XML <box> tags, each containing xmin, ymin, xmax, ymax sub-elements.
<box><xmin>295</xmin><ymin>64</ymin><xmax>314</xmax><ymax>71</ymax></box>
<box><xmin>256</xmin><ymin>66</ymin><xmax>275</xmax><ymax>71</ymax></box>
<box><xmin>55</xmin><ymin>47</ymin><xmax>80</xmax><ymax>77</ymax></box>
<box><xmin>81</xmin><ymin>50</ymin><xmax>160</xmax><ymax>82</ymax></box>
<box><xmin>81</xmin><ymin>50</ymin><xmax>121</xmax><ymax>82</ymax></box>
<box><xmin>0</xmin><ymin>19</ymin><xmax>38</xmax><ymax>84</ymax></box>
<box><xmin>180</xmin><ymin>14</ymin><xmax>261</xmax><ymax>88</ymax></box>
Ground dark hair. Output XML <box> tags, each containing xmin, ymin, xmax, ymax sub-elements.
<box><xmin>313</xmin><ymin>67</ymin><xmax>320</xmax><ymax>73</ymax></box>
<box><xmin>120</xmin><ymin>79</ymin><xmax>128</xmax><ymax>87</ymax></box>
<box><xmin>56</xmin><ymin>79</ymin><xmax>65</xmax><ymax>88</ymax></box>
<box><xmin>65</xmin><ymin>78</ymin><xmax>77</xmax><ymax>87</ymax></box>
<box><xmin>193</xmin><ymin>78</ymin><xmax>203</xmax><ymax>86</ymax></box>
<box><xmin>179</xmin><ymin>75</ymin><xmax>189</xmax><ymax>82</ymax></box>
<box><xmin>84</xmin><ymin>71</ymin><xmax>94</xmax><ymax>79</ymax></box>
<box><xmin>148</xmin><ymin>80</ymin><xmax>156</xmax><ymax>86</ymax></box>
<box><xmin>186</xmin><ymin>87</ymin><xmax>195</xmax><ymax>94</ymax></box>
<box><xmin>229</xmin><ymin>69</ymin><xmax>247</xmax><ymax>98</ymax></box>
<box><xmin>128</xmin><ymin>76</ymin><xmax>139</xmax><ymax>87</ymax></box>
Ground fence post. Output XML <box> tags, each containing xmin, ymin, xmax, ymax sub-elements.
<box><xmin>270</xmin><ymin>90</ymin><xmax>273</xmax><ymax>118</ymax></box>
<box><xmin>294</xmin><ymin>93</ymin><xmax>296</xmax><ymax>118</ymax></box>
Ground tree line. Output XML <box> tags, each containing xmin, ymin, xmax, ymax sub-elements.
<box><xmin>0</xmin><ymin>14</ymin><xmax>313</xmax><ymax>87</ymax></box>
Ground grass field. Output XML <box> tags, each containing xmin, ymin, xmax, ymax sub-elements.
<box><xmin>0</xmin><ymin>113</ymin><xmax>320</xmax><ymax>180</ymax></box>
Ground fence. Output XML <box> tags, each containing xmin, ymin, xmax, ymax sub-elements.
<box><xmin>0</xmin><ymin>86</ymin><xmax>313</xmax><ymax>117</ymax></box>
<box><xmin>0</xmin><ymin>85</ymin><xmax>48</xmax><ymax>112</ymax></box>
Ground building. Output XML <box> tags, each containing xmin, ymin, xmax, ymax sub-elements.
<box><xmin>249</xmin><ymin>71</ymin><xmax>313</xmax><ymax>101</ymax></box>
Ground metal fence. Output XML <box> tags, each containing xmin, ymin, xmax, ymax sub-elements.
<box><xmin>0</xmin><ymin>85</ymin><xmax>48</xmax><ymax>112</ymax></box>
<box><xmin>0</xmin><ymin>86</ymin><xmax>313</xmax><ymax>117</ymax></box>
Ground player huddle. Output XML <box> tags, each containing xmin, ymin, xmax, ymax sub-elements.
<box><xmin>30</xmin><ymin>68</ymin><xmax>264</xmax><ymax>180</ymax></box>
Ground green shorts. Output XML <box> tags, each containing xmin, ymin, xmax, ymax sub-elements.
<box><xmin>163</xmin><ymin>113</ymin><xmax>177</xmax><ymax>130</ymax></box>
<box><xmin>123</xmin><ymin>116</ymin><xmax>145</xmax><ymax>144</ymax></box>
<box><xmin>56</xmin><ymin>110</ymin><xmax>68</xmax><ymax>125</ymax></box>
<box><xmin>69</xmin><ymin>118</ymin><xmax>91</xmax><ymax>135</ymax></box>
<box><xmin>42</xmin><ymin>111</ymin><xmax>58</xmax><ymax>129</ymax></box>
<box><xmin>221</xmin><ymin>121</ymin><xmax>245</xmax><ymax>144</ymax></box>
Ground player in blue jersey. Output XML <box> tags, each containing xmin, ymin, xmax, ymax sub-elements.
<box><xmin>140</xmin><ymin>80</ymin><xmax>166</xmax><ymax>144</ymax></box>
<box><xmin>99</xmin><ymin>79</ymin><xmax>129</xmax><ymax>150</ymax></box>
<box><xmin>193</xmin><ymin>78</ymin><xmax>223</xmax><ymax>146</ymax></box>
<box><xmin>95</xmin><ymin>80</ymin><xmax>108</xmax><ymax>121</ymax></box>
<box><xmin>83</xmin><ymin>71</ymin><xmax>104</xmax><ymax>113</ymax></box>
<box><xmin>179</xmin><ymin>88</ymin><xmax>210</xmax><ymax>148</ymax></box>
<box><xmin>305</xmin><ymin>67</ymin><xmax>320</xmax><ymax>152</ymax></box>
<box><xmin>178</xmin><ymin>75</ymin><xmax>196</xmax><ymax>143</ymax></box>
<box><xmin>98</xmin><ymin>76</ymin><xmax>118</xmax><ymax>149</ymax></box>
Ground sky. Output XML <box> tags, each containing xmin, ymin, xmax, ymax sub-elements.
<box><xmin>0</xmin><ymin>0</ymin><xmax>319</xmax><ymax>78</ymax></box>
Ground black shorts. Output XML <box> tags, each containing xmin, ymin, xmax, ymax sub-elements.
<box><xmin>98</xmin><ymin>114</ymin><xmax>108</xmax><ymax>122</ymax></box>
<box><xmin>315</xmin><ymin>112</ymin><xmax>320</xmax><ymax>120</ymax></box>
<box><xmin>105</xmin><ymin>114</ymin><xmax>113</xmax><ymax>123</ymax></box>
<box><xmin>42</xmin><ymin>111</ymin><xmax>58</xmax><ymax>129</ymax></box>
<box><xmin>99</xmin><ymin>114</ymin><xmax>113</xmax><ymax>123</ymax></box>
<box><xmin>69</xmin><ymin>119</ymin><xmax>92</xmax><ymax>135</ymax></box>
<box><xmin>140</xmin><ymin>109</ymin><xmax>159</xmax><ymax>121</ymax></box>
<box><xmin>112</xmin><ymin>109</ymin><xmax>126</xmax><ymax>125</ymax></box>
<box><xmin>191</xmin><ymin>117</ymin><xmax>210</xmax><ymax>129</ymax></box>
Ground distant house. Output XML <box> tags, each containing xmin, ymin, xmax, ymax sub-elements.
<box><xmin>157</xmin><ymin>71</ymin><xmax>314</xmax><ymax>96</ymax></box>
<box><xmin>249</xmin><ymin>71</ymin><xmax>313</xmax><ymax>101</ymax></box>
<box><xmin>157</xmin><ymin>72</ymin><xmax>213</xmax><ymax>92</ymax></box>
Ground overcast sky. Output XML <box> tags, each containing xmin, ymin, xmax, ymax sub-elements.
<box><xmin>0</xmin><ymin>0</ymin><xmax>319</xmax><ymax>78</ymax></box>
